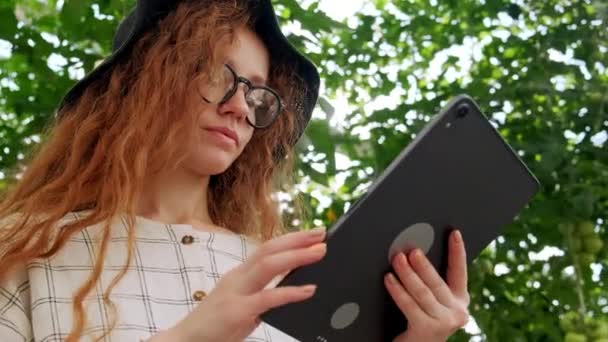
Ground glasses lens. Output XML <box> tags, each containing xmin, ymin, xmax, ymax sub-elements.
<box><xmin>198</xmin><ymin>65</ymin><xmax>235</xmax><ymax>103</ymax></box>
<box><xmin>247</xmin><ymin>88</ymin><xmax>280</xmax><ymax>127</ymax></box>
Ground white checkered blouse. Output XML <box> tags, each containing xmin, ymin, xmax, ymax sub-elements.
<box><xmin>0</xmin><ymin>210</ymin><xmax>298</xmax><ymax>341</ymax></box>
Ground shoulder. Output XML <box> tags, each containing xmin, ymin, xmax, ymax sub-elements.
<box><xmin>0</xmin><ymin>260</ymin><xmax>28</xmax><ymax>292</ymax></box>
<box><xmin>0</xmin><ymin>251</ymin><xmax>30</xmax><ymax>309</ymax></box>
<box><xmin>0</xmin><ymin>259</ymin><xmax>31</xmax><ymax>341</ymax></box>
<box><xmin>0</xmin><ymin>210</ymin><xmax>96</xmax><ymax>233</ymax></box>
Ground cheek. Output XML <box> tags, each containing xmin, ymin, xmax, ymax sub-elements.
<box><xmin>195</xmin><ymin>104</ymin><xmax>215</xmax><ymax>125</ymax></box>
<box><xmin>238</xmin><ymin>127</ymin><xmax>255</xmax><ymax>152</ymax></box>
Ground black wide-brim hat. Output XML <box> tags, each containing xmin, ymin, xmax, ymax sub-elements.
<box><xmin>56</xmin><ymin>0</ymin><xmax>320</xmax><ymax>146</ymax></box>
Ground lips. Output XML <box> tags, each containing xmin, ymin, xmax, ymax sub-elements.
<box><xmin>204</xmin><ymin>126</ymin><xmax>239</xmax><ymax>146</ymax></box>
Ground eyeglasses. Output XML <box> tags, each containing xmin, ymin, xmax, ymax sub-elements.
<box><xmin>197</xmin><ymin>64</ymin><xmax>282</xmax><ymax>129</ymax></box>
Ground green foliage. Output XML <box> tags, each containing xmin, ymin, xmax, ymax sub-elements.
<box><xmin>0</xmin><ymin>0</ymin><xmax>606</xmax><ymax>341</ymax></box>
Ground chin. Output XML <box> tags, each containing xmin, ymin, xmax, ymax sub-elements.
<box><xmin>207</xmin><ymin>163</ymin><xmax>233</xmax><ymax>175</ymax></box>
<box><xmin>188</xmin><ymin>154</ymin><xmax>237</xmax><ymax>176</ymax></box>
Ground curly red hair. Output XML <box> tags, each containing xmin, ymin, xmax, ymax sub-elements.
<box><xmin>0</xmin><ymin>1</ymin><xmax>307</xmax><ymax>340</ymax></box>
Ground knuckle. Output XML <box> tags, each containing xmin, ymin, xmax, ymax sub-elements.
<box><xmin>255</xmin><ymin>243</ymin><xmax>271</xmax><ymax>258</ymax></box>
<box><xmin>413</xmin><ymin>286</ymin><xmax>432</xmax><ymax>301</ymax></box>
<box><xmin>398</xmin><ymin>292</ymin><xmax>414</xmax><ymax>307</ymax></box>
<box><xmin>445</xmin><ymin>310</ymin><xmax>469</xmax><ymax>331</ymax></box>
<box><xmin>255</xmin><ymin>288</ymin><xmax>292</xmax><ymax>310</ymax></box>
<box><xmin>456</xmin><ymin>308</ymin><xmax>470</xmax><ymax>326</ymax></box>
<box><xmin>255</xmin><ymin>290</ymin><xmax>273</xmax><ymax>307</ymax></box>
<box><xmin>249</xmin><ymin>292</ymin><xmax>275</xmax><ymax>314</ymax></box>
<box><xmin>429</xmin><ymin>283</ymin><xmax>445</xmax><ymax>296</ymax></box>
<box><xmin>441</xmin><ymin>317</ymin><xmax>458</xmax><ymax>333</ymax></box>
<box><xmin>257</xmin><ymin>257</ymin><xmax>275</xmax><ymax>272</ymax></box>
<box><xmin>463</xmin><ymin>293</ymin><xmax>471</xmax><ymax>306</ymax></box>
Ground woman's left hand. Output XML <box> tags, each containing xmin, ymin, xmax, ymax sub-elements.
<box><xmin>385</xmin><ymin>229</ymin><xmax>470</xmax><ymax>342</ymax></box>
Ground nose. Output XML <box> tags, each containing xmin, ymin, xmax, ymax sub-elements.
<box><xmin>218</xmin><ymin>84</ymin><xmax>250</xmax><ymax>121</ymax></box>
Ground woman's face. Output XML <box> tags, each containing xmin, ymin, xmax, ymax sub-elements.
<box><xmin>183</xmin><ymin>27</ymin><xmax>270</xmax><ymax>176</ymax></box>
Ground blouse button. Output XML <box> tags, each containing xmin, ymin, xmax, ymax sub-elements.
<box><xmin>181</xmin><ymin>235</ymin><xmax>194</xmax><ymax>245</ymax></box>
<box><xmin>192</xmin><ymin>290</ymin><xmax>207</xmax><ymax>301</ymax></box>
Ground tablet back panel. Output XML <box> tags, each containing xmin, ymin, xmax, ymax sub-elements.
<box><xmin>261</xmin><ymin>95</ymin><xmax>540</xmax><ymax>342</ymax></box>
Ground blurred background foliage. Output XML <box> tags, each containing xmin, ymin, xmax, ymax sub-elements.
<box><xmin>0</xmin><ymin>0</ymin><xmax>606</xmax><ymax>341</ymax></box>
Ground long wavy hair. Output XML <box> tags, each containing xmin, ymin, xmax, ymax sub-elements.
<box><xmin>0</xmin><ymin>1</ymin><xmax>307</xmax><ymax>340</ymax></box>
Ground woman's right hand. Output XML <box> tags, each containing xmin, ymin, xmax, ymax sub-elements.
<box><xmin>149</xmin><ymin>227</ymin><xmax>327</xmax><ymax>342</ymax></box>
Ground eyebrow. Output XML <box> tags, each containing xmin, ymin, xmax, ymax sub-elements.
<box><xmin>249</xmin><ymin>74</ymin><xmax>268</xmax><ymax>86</ymax></box>
<box><xmin>226</xmin><ymin>60</ymin><xmax>267</xmax><ymax>86</ymax></box>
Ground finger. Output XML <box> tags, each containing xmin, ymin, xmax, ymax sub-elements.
<box><xmin>264</xmin><ymin>270</ymin><xmax>290</xmax><ymax>290</ymax></box>
<box><xmin>264</xmin><ymin>270</ymin><xmax>293</xmax><ymax>289</ymax></box>
<box><xmin>407</xmin><ymin>248</ymin><xmax>454</xmax><ymax>307</ymax></box>
<box><xmin>446</xmin><ymin>230</ymin><xmax>468</xmax><ymax>299</ymax></box>
<box><xmin>384</xmin><ymin>273</ymin><xmax>426</xmax><ymax>323</ymax></box>
<box><xmin>249</xmin><ymin>284</ymin><xmax>317</xmax><ymax>315</ymax></box>
<box><xmin>242</xmin><ymin>243</ymin><xmax>327</xmax><ymax>292</ymax></box>
<box><xmin>248</xmin><ymin>228</ymin><xmax>326</xmax><ymax>263</ymax></box>
<box><xmin>392</xmin><ymin>253</ymin><xmax>447</xmax><ymax>319</ymax></box>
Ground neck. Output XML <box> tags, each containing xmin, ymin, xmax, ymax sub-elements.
<box><xmin>135</xmin><ymin>166</ymin><xmax>212</xmax><ymax>227</ymax></box>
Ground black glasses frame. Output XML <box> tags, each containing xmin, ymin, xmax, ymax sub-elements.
<box><xmin>199</xmin><ymin>64</ymin><xmax>283</xmax><ymax>129</ymax></box>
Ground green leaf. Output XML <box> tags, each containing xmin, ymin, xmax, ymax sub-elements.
<box><xmin>317</xmin><ymin>96</ymin><xmax>335</xmax><ymax>119</ymax></box>
<box><xmin>0</xmin><ymin>6</ymin><xmax>18</xmax><ymax>40</ymax></box>
<box><xmin>1</xmin><ymin>1</ymin><xmax>608</xmax><ymax>341</ymax></box>
<box><xmin>60</xmin><ymin>0</ymin><xmax>89</xmax><ymax>32</ymax></box>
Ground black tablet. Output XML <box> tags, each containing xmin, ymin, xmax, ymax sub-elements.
<box><xmin>261</xmin><ymin>94</ymin><xmax>541</xmax><ymax>342</ymax></box>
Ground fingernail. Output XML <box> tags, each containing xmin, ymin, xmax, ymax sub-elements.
<box><xmin>301</xmin><ymin>284</ymin><xmax>317</xmax><ymax>294</ymax></box>
<box><xmin>386</xmin><ymin>273</ymin><xmax>398</xmax><ymax>285</ymax></box>
<box><xmin>398</xmin><ymin>253</ymin><xmax>408</xmax><ymax>267</ymax></box>
<box><xmin>411</xmin><ymin>249</ymin><xmax>422</xmax><ymax>260</ymax></box>
<box><xmin>309</xmin><ymin>227</ymin><xmax>326</xmax><ymax>235</ymax></box>
<box><xmin>310</xmin><ymin>243</ymin><xmax>327</xmax><ymax>254</ymax></box>
<box><xmin>453</xmin><ymin>230</ymin><xmax>462</xmax><ymax>243</ymax></box>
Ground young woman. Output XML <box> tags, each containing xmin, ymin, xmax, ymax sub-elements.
<box><xmin>0</xmin><ymin>0</ymin><xmax>470</xmax><ymax>341</ymax></box>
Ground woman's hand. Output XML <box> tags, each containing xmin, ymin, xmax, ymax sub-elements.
<box><xmin>385</xmin><ymin>229</ymin><xmax>470</xmax><ymax>342</ymax></box>
<box><xmin>149</xmin><ymin>227</ymin><xmax>327</xmax><ymax>342</ymax></box>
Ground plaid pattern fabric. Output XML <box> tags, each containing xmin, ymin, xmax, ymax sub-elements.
<box><xmin>0</xmin><ymin>210</ymin><xmax>298</xmax><ymax>342</ymax></box>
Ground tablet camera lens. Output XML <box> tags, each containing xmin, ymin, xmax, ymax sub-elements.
<box><xmin>456</xmin><ymin>103</ymin><xmax>469</xmax><ymax>118</ymax></box>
